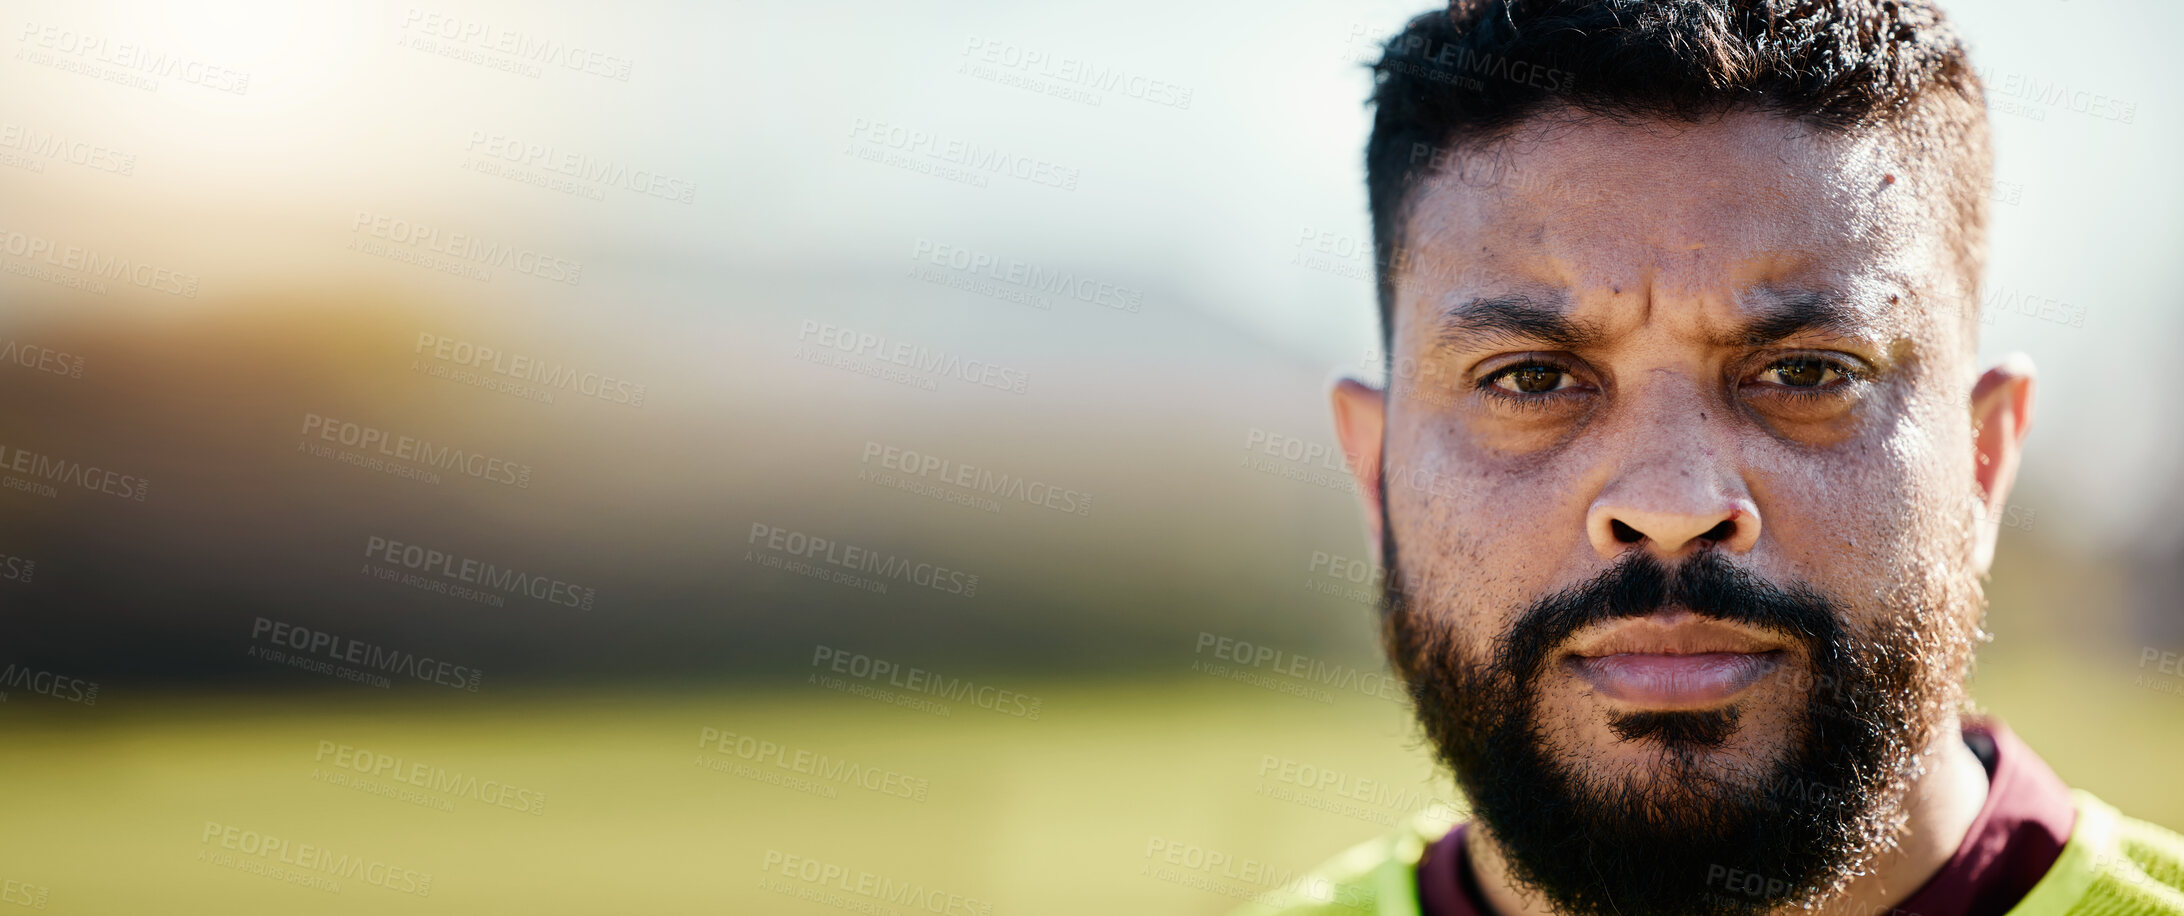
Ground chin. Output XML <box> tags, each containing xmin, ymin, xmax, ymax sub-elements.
<box><xmin>1559</xmin><ymin>702</ymin><xmax>1802</xmax><ymax>793</ymax></box>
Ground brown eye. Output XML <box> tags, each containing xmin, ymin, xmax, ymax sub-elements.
<box><xmin>1761</xmin><ymin>358</ymin><xmax>1842</xmax><ymax>389</ymax></box>
<box><xmin>1493</xmin><ymin>364</ymin><xmax>1572</xmax><ymax>394</ymax></box>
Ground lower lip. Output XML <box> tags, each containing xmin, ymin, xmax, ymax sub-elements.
<box><xmin>1566</xmin><ymin>652</ymin><xmax>1782</xmax><ymax>708</ymax></box>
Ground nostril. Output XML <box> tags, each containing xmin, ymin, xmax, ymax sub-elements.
<box><xmin>1610</xmin><ymin>520</ymin><xmax>1644</xmax><ymax>544</ymax></box>
<box><xmin>1700</xmin><ymin>520</ymin><xmax>1736</xmax><ymax>542</ymax></box>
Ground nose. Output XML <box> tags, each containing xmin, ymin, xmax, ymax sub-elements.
<box><xmin>1583</xmin><ymin>368</ymin><xmax>1764</xmax><ymax>560</ymax></box>
<box><xmin>1587</xmin><ymin>500</ymin><xmax>1759</xmax><ymax>559</ymax></box>
<box><xmin>1585</xmin><ymin>456</ymin><xmax>1762</xmax><ymax>560</ymax></box>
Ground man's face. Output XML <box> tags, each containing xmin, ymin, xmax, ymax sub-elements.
<box><xmin>1333</xmin><ymin>108</ymin><xmax>2029</xmax><ymax>915</ymax></box>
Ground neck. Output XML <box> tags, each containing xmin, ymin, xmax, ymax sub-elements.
<box><xmin>1467</xmin><ymin>718</ymin><xmax>1991</xmax><ymax>916</ymax></box>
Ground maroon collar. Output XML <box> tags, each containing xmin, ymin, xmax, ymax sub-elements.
<box><xmin>1418</xmin><ymin>720</ymin><xmax>2077</xmax><ymax>916</ymax></box>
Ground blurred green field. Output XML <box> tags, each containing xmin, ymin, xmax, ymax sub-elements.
<box><xmin>1</xmin><ymin>648</ymin><xmax>2178</xmax><ymax>915</ymax></box>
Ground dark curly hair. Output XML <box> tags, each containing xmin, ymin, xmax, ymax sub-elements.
<box><xmin>1364</xmin><ymin>0</ymin><xmax>1991</xmax><ymax>345</ymax></box>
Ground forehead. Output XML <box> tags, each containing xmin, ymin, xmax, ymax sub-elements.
<box><xmin>1395</xmin><ymin>108</ymin><xmax>1950</xmax><ymax>344</ymax></box>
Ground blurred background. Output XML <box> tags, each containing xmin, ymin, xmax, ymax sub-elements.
<box><xmin>0</xmin><ymin>0</ymin><xmax>2179</xmax><ymax>912</ymax></box>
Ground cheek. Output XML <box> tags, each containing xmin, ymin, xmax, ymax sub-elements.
<box><xmin>1762</xmin><ymin>410</ymin><xmax>1975</xmax><ymax>616</ymax></box>
<box><xmin>1384</xmin><ymin>429</ymin><xmax>1594</xmax><ymax>629</ymax></box>
<box><xmin>1874</xmin><ymin>408</ymin><xmax>1986</xmax><ymax>642</ymax></box>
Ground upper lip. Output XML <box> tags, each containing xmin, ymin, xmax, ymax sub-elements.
<box><xmin>1560</xmin><ymin>610</ymin><xmax>1790</xmax><ymax>658</ymax></box>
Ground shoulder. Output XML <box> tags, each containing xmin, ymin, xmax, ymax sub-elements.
<box><xmin>2011</xmin><ymin>790</ymin><xmax>2184</xmax><ymax>916</ymax></box>
<box><xmin>1229</xmin><ymin>811</ymin><xmax>1458</xmax><ymax>916</ymax></box>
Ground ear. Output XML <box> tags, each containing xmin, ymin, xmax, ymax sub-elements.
<box><xmin>1331</xmin><ymin>377</ymin><xmax>1389</xmax><ymax>564</ymax></box>
<box><xmin>1968</xmin><ymin>353</ymin><xmax>2036</xmax><ymax>574</ymax></box>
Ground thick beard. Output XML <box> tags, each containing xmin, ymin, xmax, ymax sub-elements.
<box><xmin>1381</xmin><ymin>532</ymin><xmax>1965</xmax><ymax>916</ymax></box>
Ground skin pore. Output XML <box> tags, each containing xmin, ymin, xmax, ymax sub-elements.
<box><xmin>1330</xmin><ymin>107</ymin><xmax>2038</xmax><ymax>916</ymax></box>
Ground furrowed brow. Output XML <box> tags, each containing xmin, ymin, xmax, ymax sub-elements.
<box><xmin>1739</xmin><ymin>292</ymin><xmax>1868</xmax><ymax>347</ymax></box>
<box><xmin>1432</xmin><ymin>295</ymin><xmax>1600</xmax><ymax>352</ymax></box>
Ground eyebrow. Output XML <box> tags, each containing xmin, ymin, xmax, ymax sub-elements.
<box><xmin>1738</xmin><ymin>291</ymin><xmax>1867</xmax><ymax>347</ymax></box>
<box><xmin>1430</xmin><ymin>290</ymin><xmax>1874</xmax><ymax>353</ymax></box>
<box><xmin>1431</xmin><ymin>295</ymin><xmax>1601</xmax><ymax>352</ymax></box>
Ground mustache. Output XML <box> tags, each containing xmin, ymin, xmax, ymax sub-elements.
<box><xmin>1386</xmin><ymin>549</ymin><xmax>1844</xmax><ymax>683</ymax></box>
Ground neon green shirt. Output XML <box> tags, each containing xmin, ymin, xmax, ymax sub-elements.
<box><xmin>1235</xmin><ymin>792</ymin><xmax>2184</xmax><ymax>916</ymax></box>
